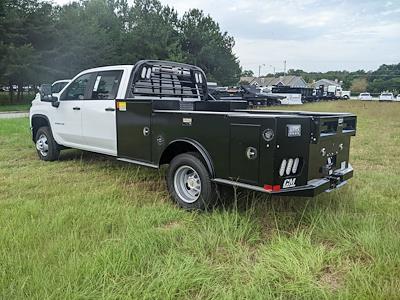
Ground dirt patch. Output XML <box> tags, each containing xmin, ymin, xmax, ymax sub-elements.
<box><xmin>318</xmin><ymin>266</ymin><xmax>344</xmax><ymax>292</ymax></box>
<box><xmin>258</xmin><ymin>214</ymin><xmax>279</xmax><ymax>239</ymax></box>
<box><xmin>159</xmin><ymin>221</ymin><xmax>181</xmax><ymax>230</ymax></box>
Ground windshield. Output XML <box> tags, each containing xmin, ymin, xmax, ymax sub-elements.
<box><xmin>381</xmin><ymin>93</ymin><xmax>392</xmax><ymax>96</ymax></box>
<box><xmin>360</xmin><ymin>93</ymin><xmax>370</xmax><ymax>96</ymax></box>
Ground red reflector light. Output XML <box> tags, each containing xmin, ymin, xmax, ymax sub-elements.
<box><xmin>264</xmin><ymin>185</ymin><xmax>272</xmax><ymax>191</ymax></box>
<box><xmin>272</xmin><ymin>185</ymin><xmax>281</xmax><ymax>191</ymax></box>
<box><xmin>264</xmin><ymin>184</ymin><xmax>281</xmax><ymax>192</ymax></box>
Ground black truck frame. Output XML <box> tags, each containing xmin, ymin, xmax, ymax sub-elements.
<box><xmin>113</xmin><ymin>60</ymin><xmax>356</xmax><ymax>209</ymax></box>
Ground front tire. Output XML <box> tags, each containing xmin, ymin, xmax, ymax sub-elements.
<box><xmin>167</xmin><ymin>152</ymin><xmax>217</xmax><ymax>210</ymax></box>
<box><xmin>35</xmin><ymin>126</ymin><xmax>60</xmax><ymax>161</ymax></box>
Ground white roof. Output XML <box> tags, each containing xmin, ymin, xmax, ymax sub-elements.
<box><xmin>79</xmin><ymin>65</ymin><xmax>134</xmax><ymax>74</ymax></box>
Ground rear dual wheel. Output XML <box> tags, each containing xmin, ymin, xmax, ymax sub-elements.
<box><xmin>166</xmin><ymin>152</ymin><xmax>218</xmax><ymax>210</ymax></box>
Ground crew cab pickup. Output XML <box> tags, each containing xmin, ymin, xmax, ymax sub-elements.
<box><xmin>30</xmin><ymin>60</ymin><xmax>357</xmax><ymax>210</ymax></box>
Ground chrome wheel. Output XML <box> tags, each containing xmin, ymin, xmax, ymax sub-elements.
<box><xmin>36</xmin><ymin>133</ymin><xmax>49</xmax><ymax>157</ymax></box>
<box><xmin>173</xmin><ymin>165</ymin><xmax>202</xmax><ymax>203</ymax></box>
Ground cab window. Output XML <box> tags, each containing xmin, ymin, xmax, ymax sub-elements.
<box><xmin>51</xmin><ymin>83</ymin><xmax>62</xmax><ymax>94</ymax></box>
<box><xmin>90</xmin><ymin>71</ymin><xmax>122</xmax><ymax>100</ymax></box>
<box><xmin>61</xmin><ymin>74</ymin><xmax>92</xmax><ymax>100</ymax></box>
<box><xmin>52</xmin><ymin>82</ymin><xmax>69</xmax><ymax>93</ymax></box>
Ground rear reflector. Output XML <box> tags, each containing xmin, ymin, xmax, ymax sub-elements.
<box><xmin>264</xmin><ymin>184</ymin><xmax>272</xmax><ymax>191</ymax></box>
<box><xmin>272</xmin><ymin>185</ymin><xmax>281</xmax><ymax>191</ymax></box>
<box><xmin>264</xmin><ymin>184</ymin><xmax>281</xmax><ymax>192</ymax></box>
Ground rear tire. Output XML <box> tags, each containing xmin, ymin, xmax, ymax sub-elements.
<box><xmin>167</xmin><ymin>152</ymin><xmax>217</xmax><ymax>211</ymax></box>
<box><xmin>35</xmin><ymin>126</ymin><xmax>60</xmax><ymax>161</ymax></box>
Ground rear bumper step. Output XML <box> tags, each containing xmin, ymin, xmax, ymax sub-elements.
<box><xmin>212</xmin><ymin>165</ymin><xmax>353</xmax><ymax>197</ymax></box>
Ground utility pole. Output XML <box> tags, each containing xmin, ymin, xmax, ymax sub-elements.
<box><xmin>283</xmin><ymin>60</ymin><xmax>287</xmax><ymax>76</ymax></box>
<box><xmin>270</xmin><ymin>65</ymin><xmax>276</xmax><ymax>76</ymax></box>
<box><xmin>258</xmin><ymin>64</ymin><xmax>265</xmax><ymax>77</ymax></box>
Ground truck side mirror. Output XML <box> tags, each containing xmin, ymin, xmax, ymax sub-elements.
<box><xmin>40</xmin><ymin>84</ymin><xmax>52</xmax><ymax>100</ymax></box>
<box><xmin>40</xmin><ymin>84</ymin><xmax>59</xmax><ymax>106</ymax></box>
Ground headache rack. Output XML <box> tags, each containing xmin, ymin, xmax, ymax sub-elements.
<box><xmin>127</xmin><ymin>60</ymin><xmax>208</xmax><ymax>101</ymax></box>
<box><xmin>312</xmin><ymin>115</ymin><xmax>357</xmax><ymax>142</ymax></box>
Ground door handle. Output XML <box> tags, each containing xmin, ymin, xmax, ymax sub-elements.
<box><xmin>246</xmin><ymin>147</ymin><xmax>257</xmax><ymax>160</ymax></box>
<box><xmin>105</xmin><ymin>107</ymin><xmax>115</xmax><ymax>112</ymax></box>
<box><xmin>73</xmin><ymin>107</ymin><xmax>80</xmax><ymax>110</ymax></box>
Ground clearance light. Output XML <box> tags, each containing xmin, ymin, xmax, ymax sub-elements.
<box><xmin>146</xmin><ymin>68</ymin><xmax>152</xmax><ymax>79</ymax></box>
<box><xmin>286</xmin><ymin>158</ymin><xmax>294</xmax><ymax>175</ymax></box>
<box><xmin>292</xmin><ymin>157</ymin><xmax>300</xmax><ymax>174</ymax></box>
<box><xmin>279</xmin><ymin>159</ymin><xmax>287</xmax><ymax>176</ymax></box>
<box><xmin>195</xmin><ymin>73</ymin><xmax>203</xmax><ymax>84</ymax></box>
<box><xmin>141</xmin><ymin>67</ymin><xmax>147</xmax><ymax>79</ymax></box>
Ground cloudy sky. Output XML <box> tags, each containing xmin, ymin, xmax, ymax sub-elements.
<box><xmin>54</xmin><ymin>0</ymin><xmax>400</xmax><ymax>74</ymax></box>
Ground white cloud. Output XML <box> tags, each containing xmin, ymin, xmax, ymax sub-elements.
<box><xmin>51</xmin><ymin>0</ymin><xmax>400</xmax><ymax>72</ymax></box>
<box><xmin>161</xmin><ymin>0</ymin><xmax>400</xmax><ymax>72</ymax></box>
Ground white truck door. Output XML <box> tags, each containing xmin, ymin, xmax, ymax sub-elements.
<box><xmin>54</xmin><ymin>73</ymin><xmax>93</xmax><ymax>146</ymax></box>
<box><xmin>81</xmin><ymin>70</ymin><xmax>122</xmax><ymax>156</ymax></box>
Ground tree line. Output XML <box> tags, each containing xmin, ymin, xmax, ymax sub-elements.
<box><xmin>0</xmin><ymin>0</ymin><xmax>242</xmax><ymax>103</ymax></box>
<box><xmin>242</xmin><ymin>63</ymin><xmax>400</xmax><ymax>94</ymax></box>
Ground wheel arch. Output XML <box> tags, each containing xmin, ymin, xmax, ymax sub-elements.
<box><xmin>31</xmin><ymin>114</ymin><xmax>51</xmax><ymax>142</ymax></box>
<box><xmin>159</xmin><ymin>139</ymin><xmax>215</xmax><ymax>177</ymax></box>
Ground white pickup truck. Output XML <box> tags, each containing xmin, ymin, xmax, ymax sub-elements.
<box><xmin>30</xmin><ymin>60</ymin><xmax>356</xmax><ymax>210</ymax></box>
<box><xmin>30</xmin><ymin>66</ymin><xmax>127</xmax><ymax>158</ymax></box>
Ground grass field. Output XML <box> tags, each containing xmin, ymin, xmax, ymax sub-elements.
<box><xmin>0</xmin><ymin>101</ymin><xmax>399</xmax><ymax>299</ymax></box>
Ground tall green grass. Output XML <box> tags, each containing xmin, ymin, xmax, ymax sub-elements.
<box><xmin>0</xmin><ymin>101</ymin><xmax>399</xmax><ymax>299</ymax></box>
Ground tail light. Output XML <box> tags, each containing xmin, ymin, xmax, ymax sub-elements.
<box><xmin>286</xmin><ymin>159</ymin><xmax>293</xmax><ymax>175</ymax></box>
<box><xmin>279</xmin><ymin>157</ymin><xmax>302</xmax><ymax>176</ymax></box>
<box><xmin>279</xmin><ymin>159</ymin><xmax>287</xmax><ymax>177</ymax></box>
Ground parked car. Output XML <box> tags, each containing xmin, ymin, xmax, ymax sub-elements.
<box><xmin>2</xmin><ymin>85</ymin><xmax>18</xmax><ymax>92</ymax></box>
<box><xmin>396</xmin><ymin>94</ymin><xmax>400</xmax><ymax>101</ymax></box>
<box><xmin>30</xmin><ymin>60</ymin><xmax>356</xmax><ymax>210</ymax></box>
<box><xmin>33</xmin><ymin>79</ymin><xmax>71</xmax><ymax>103</ymax></box>
<box><xmin>379</xmin><ymin>92</ymin><xmax>394</xmax><ymax>101</ymax></box>
<box><xmin>358</xmin><ymin>92</ymin><xmax>372</xmax><ymax>100</ymax></box>
<box><xmin>51</xmin><ymin>79</ymin><xmax>71</xmax><ymax>94</ymax></box>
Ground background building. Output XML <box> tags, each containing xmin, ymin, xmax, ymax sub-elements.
<box><xmin>240</xmin><ymin>76</ymin><xmax>308</xmax><ymax>88</ymax></box>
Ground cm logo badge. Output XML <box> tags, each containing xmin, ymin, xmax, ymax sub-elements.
<box><xmin>283</xmin><ymin>178</ymin><xmax>296</xmax><ymax>188</ymax></box>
